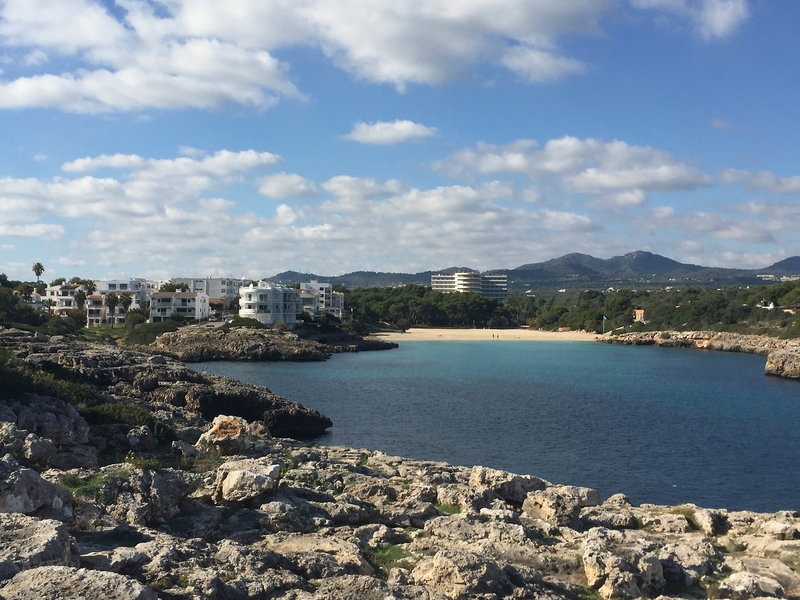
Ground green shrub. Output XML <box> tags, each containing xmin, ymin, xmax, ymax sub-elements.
<box><xmin>363</xmin><ymin>543</ymin><xmax>412</xmax><ymax>579</ymax></box>
<box><xmin>222</xmin><ymin>316</ymin><xmax>267</xmax><ymax>329</ymax></box>
<box><xmin>79</xmin><ymin>401</ymin><xmax>176</xmax><ymax>444</ymax></box>
<box><xmin>670</xmin><ymin>505</ymin><xmax>700</xmax><ymax>530</ymax></box>
<box><xmin>434</xmin><ymin>503</ymin><xmax>461</xmax><ymax>515</ymax></box>
<box><xmin>123</xmin><ymin>321</ymin><xmax>180</xmax><ymax>346</ymax></box>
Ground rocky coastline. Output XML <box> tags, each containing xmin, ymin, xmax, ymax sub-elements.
<box><xmin>2</xmin><ymin>328</ymin><xmax>800</xmax><ymax>599</ymax></box>
<box><xmin>150</xmin><ymin>327</ymin><xmax>397</xmax><ymax>363</ymax></box>
<box><xmin>600</xmin><ymin>330</ymin><xmax>800</xmax><ymax>380</ymax></box>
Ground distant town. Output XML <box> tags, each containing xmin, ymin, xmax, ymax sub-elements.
<box><xmin>18</xmin><ymin>270</ymin><xmax>508</xmax><ymax>330</ymax></box>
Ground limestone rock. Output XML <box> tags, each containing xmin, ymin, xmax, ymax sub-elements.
<box><xmin>522</xmin><ymin>488</ymin><xmax>581</xmax><ymax>529</ymax></box>
<box><xmin>0</xmin><ymin>455</ymin><xmax>72</xmax><ymax>521</ymax></box>
<box><xmin>195</xmin><ymin>414</ymin><xmax>257</xmax><ymax>455</ymax></box>
<box><xmin>718</xmin><ymin>571</ymin><xmax>786</xmax><ymax>599</ymax></box>
<box><xmin>469</xmin><ymin>465</ymin><xmax>546</xmax><ymax>504</ymax></box>
<box><xmin>126</xmin><ymin>425</ymin><xmax>156</xmax><ymax>451</ymax></box>
<box><xmin>0</xmin><ymin>514</ymin><xmax>79</xmax><ymax>580</ymax></box>
<box><xmin>0</xmin><ymin>565</ymin><xmax>157</xmax><ymax>600</ymax></box>
<box><xmin>410</xmin><ymin>549</ymin><xmax>515</xmax><ymax>600</ymax></box>
<box><xmin>211</xmin><ymin>458</ymin><xmax>281</xmax><ymax>505</ymax></box>
<box><xmin>765</xmin><ymin>349</ymin><xmax>800</xmax><ymax>380</ymax></box>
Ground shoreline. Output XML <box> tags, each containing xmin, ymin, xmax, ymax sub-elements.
<box><xmin>372</xmin><ymin>327</ymin><xmax>599</xmax><ymax>342</ymax></box>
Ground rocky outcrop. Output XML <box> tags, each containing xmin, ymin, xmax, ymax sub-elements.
<box><xmin>602</xmin><ymin>330</ymin><xmax>800</xmax><ymax>381</ymax></box>
<box><xmin>3</xmin><ymin>327</ymin><xmax>800</xmax><ymax>599</ymax></box>
<box><xmin>765</xmin><ymin>349</ymin><xmax>800</xmax><ymax>380</ymax></box>
<box><xmin>151</xmin><ymin>327</ymin><xmax>332</xmax><ymax>362</ymax></box>
<box><xmin>0</xmin><ymin>328</ymin><xmax>331</xmax><ymax>438</ymax></box>
<box><xmin>0</xmin><ymin>417</ymin><xmax>799</xmax><ymax>599</ymax></box>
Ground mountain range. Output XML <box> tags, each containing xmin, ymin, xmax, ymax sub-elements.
<box><xmin>269</xmin><ymin>251</ymin><xmax>800</xmax><ymax>292</ymax></box>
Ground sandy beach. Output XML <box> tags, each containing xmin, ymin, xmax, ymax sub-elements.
<box><xmin>372</xmin><ymin>327</ymin><xmax>599</xmax><ymax>342</ymax></box>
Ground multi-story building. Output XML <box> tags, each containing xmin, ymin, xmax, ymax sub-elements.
<box><xmin>44</xmin><ymin>283</ymin><xmax>85</xmax><ymax>315</ymax></box>
<box><xmin>150</xmin><ymin>291</ymin><xmax>210</xmax><ymax>322</ymax></box>
<box><xmin>299</xmin><ymin>280</ymin><xmax>344</xmax><ymax>318</ymax></box>
<box><xmin>86</xmin><ymin>293</ymin><xmax>141</xmax><ymax>327</ymax></box>
<box><xmin>430</xmin><ymin>271</ymin><xmax>508</xmax><ymax>301</ymax></box>
<box><xmin>239</xmin><ymin>282</ymin><xmax>301</xmax><ymax>328</ymax></box>
<box><xmin>94</xmin><ymin>278</ymin><xmax>160</xmax><ymax>309</ymax></box>
<box><xmin>171</xmin><ymin>277</ymin><xmax>250</xmax><ymax>310</ymax></box>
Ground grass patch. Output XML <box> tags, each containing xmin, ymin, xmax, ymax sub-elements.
<box><xmin>364</xmin><ymin>543</ymin><xmax>412</xmax><ymax>579</ymax></box>
<box><xmin>435</xmin><ymin>503</ymin><xmax>461</xmax><ymax>515</ymax></box>
<box><xmin>58</xmin><ymin>471</ymin><xmax>124</xmax><ymax>505</ymax></box>
<box><xmin>781</xmin><ymin>553</ymin><xmax>800</xmax><ymax>573</ymax></box>
<box><xmin>123</xmin><ymin>450</ymin><xmax>160</xmax><ymax>471</ymax></box>
<box><xmin>670</xmin><ymin>505</ymin><xmax>700</xmax><ymax>530</ymax></box>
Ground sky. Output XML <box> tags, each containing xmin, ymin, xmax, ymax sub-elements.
<box><xmin>1</xmin><ymin>0</ymin><xmax>799</xmax><ymax>282</ymax></box>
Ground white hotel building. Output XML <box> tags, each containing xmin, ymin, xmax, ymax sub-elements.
<box><xmin>431</xmin><ymin>271</ymin><xmax>508</xmax><ymax>301</ymax></box>
<box><xmin>239</xmin><ymin>282</ymin><xmax>302</xmax><ymax>329</ymax></box>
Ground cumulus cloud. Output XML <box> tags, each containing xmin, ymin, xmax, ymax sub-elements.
<box><xmin>631</xmin><ymin>0</ymin><xmax>750</xmax><ymax>39</ymax></box>
<box><xmin>344</xmin><ymin>120</ymin><xmax>437</xmax><ymax>145</ymax></box>
<box><xmin>436</xmin><ymin>136</ymin><xmax>711</xmax><ymax>194</ymax></box>
<box><xmin>500</xmin><ymin>46</ymin><xmax>586</xmax><ymax>83</ymax></box>
<box><xmin>258</xmin><ymin>172</ymin><xmax>319</xmax><ymax>198</ymax></box>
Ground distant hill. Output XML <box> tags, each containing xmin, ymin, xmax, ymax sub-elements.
<box><xmin>267</xmin><ymin>251</ymin><xmax>800</xmax><ymax>292</ymax></box>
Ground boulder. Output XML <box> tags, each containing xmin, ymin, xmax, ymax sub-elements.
<box><xmin>0</xmin><ymin>455</ymin><xmax>72</xmax><ymax>521</ymax></box>
<box><xmin>411</xmin><ymin>549</ymin><xmax>515</xmax><ymax>600</ymax></box>
<box><xmin>0</xmin><ymin>566</ymin><xmax>157</xmax><ymax>600</ymax></box>
<box><xmin>468</xmin><ymin>465</ymin><xmax>546</xmax><ymax>504</ymax></box>
<box><xmin>194</xmin><ymin>414</ymin><xmax>256</xmax><ymax>455</ymax></box>
<box><xmin>126</xmin><ymin>426</ymin><xmax>156</xmax><ymax>451</ymax></box>
<box><xmin>211</xmin><ymin>458</ymin><xmax>281</xmax><ymax>505</ymax></box>
<box><xmin>0</xmin><ymin>514</ymin><xmax>79</xmax><ymax>580</ymax></box>
<box><xmin>522</xmin><ymin>488</ymin><xmax>581</xmax><ymax>529</ymax></box>
<box><xmin>718</xmin><ymin>571</ymin><xmax>786</xmax><ymax>599</ymax></box>
<box><xmin>12</xmin><ymin>395</ymin><xmax>89</xmax><ymax>446</ymax></box>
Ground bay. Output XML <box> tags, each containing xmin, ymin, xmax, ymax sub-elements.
<box><xmin>192</xmin><ymin>341</ymin><xmax>800</xmax><ymax>512</ymax></box>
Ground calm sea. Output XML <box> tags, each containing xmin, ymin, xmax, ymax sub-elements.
<box><xmin>192</xmin><ymin>341</ymin><xmax>800</xmax><ymax>512</ymax></box>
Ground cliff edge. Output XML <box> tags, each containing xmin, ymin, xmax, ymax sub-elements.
<box><xmin>601</xmin><ymin>330</ymin><xmax>800</xmax><ymax>380</ymax></box>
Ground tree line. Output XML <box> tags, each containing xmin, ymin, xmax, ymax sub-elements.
<box><xmin>343</xmin><ymin>281</ymin><xmax>800</xmax><ymax>338</ymax></box>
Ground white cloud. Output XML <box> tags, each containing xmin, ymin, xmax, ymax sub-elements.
<box><xmin>0</xmin><ymin>223</ymin><xmax>64</xmax><ymax>239</ymax></box>
<box><xmin>259</xmin><ymin>172</ymin><xmax>319</xmax><ymax>198</ymax></box>
<box><xmin>344</xmin><ymin>120</ymin><xmax>437</xmax><ymax>145</ymax></box>
<box><xmin>436</xmin><ymin>136</ymin><xmax>711</xmax><ymax>193</ymax></box>
<box><xmin>631</xmin><ymin>0</ymin><xmax>750</xmax><ymax>40</ymax></box>
<box><xmin>500</xmin><ymin>46</ymin><xmax>586</xmax><ymax>83</ymax></box>
<box><xmin>719</xmin><ymin>169</ymin><xmax>800</xmax><ymax>194</ymax></box>
<box><xmin>587</xmin><ymin>189</ymin><xmax>648</xmax><ymax>210</ymax></box>
<box><xmin>0</xmin><ymin>1</ymin><xmax>617</xmax><ymax>112</ymax></box>
<box><xmin>710</xmin><ymin>117</ymin><xmax>732</xmax><ymax>130</ymax></box>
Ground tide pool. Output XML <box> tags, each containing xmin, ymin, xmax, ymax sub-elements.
<box><xmin>193</xmin><ymin>341</ymin><xmax>800</xmax><ymax>512</ymax></box>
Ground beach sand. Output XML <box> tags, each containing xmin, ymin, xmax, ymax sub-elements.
<box><xmin>372</xmin><ymin>327</ymin><xmax>599</xmax><ymax>342</ymax></box>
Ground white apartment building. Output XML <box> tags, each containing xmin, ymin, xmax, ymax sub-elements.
<box><xmin>430</xmin><ymin>271</ymin><xmax>508</xmax><ymax>301</ymax></box>
<box><xmin>86</xmin><ymin>293</ymin><xmax>141</xmax><ymax>327</ymax></box>
<box><xmin>44</xmin><ymin>283</ymin><xmax>85</xmax><ymax>315</ymax></box>
<box><xmin>150</xmin><ymin>291</ymin><xmax>210</xmax><ymax>322</ymax></box>
<box><xmin>171</xmin><ymin>277</ymin><xmax>250</xmax><ymax>309</ymax></box>
<box><xmin>299</xmin><ymin>280</ymin><xmax>344</xmax><ymax>318</ymax></box>
<box><xmin>94</xmin><ymin>278</ymin><xmax>151</xmax><ymax>308</ymax></box>
<box><xmin>239</xmin><ymin>282</ymin><xmax>301</xmax><ymax>328</ymax></box>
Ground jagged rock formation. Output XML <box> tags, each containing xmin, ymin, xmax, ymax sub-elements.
<box><xmin>602</xmin><ymin>330</ymin><xmax>800</xmax><ymax>380</ymax></box>
<box><xmin>2</xmin><ymin>427</ymin><xmax>800</xmax><ymax>599</ymax></box>
<box><xmin>0</xmin><ymin>328</ymin><xmax>331</xmax><ymax>438</ymax></box>
<box><xmin>3</xmin><ymin>326</ymin><xmax>800</xmax><ymax>598</ymax></box>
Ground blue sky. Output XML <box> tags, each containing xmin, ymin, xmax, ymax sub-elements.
<box><xmin>1</xmin><ymin>0</ymin><xmax>798</xmax><ymax>282</ymax></box>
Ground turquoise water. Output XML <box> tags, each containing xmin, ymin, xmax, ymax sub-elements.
<box><xmin>193</xmin><ymin>341</ymin><xmax>800</xmax><ymax>512</ymax></box>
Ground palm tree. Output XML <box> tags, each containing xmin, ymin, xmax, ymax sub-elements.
<box><xmin>118</xmin><ymin>292</ymin><xmax>133</xmax><ymax>325</ymax></box>
<box><xmin>104</xmin><ymin>292</ymin><xmax>119</xmax><ymax>328</ymax></box>
<box><xmin>74</xmin><ymin>289</ymin><xmax>87</xmax><ymax>311</ymax></box>
<box><xmin>84</xmin><ymin>280</ymin><xmax>96</xmax><ymax>295</ymax></box>
<box><xmin>32</xmin><ymin>262</ymin><xmax>44</xmax><ymax>283</ymax></box>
